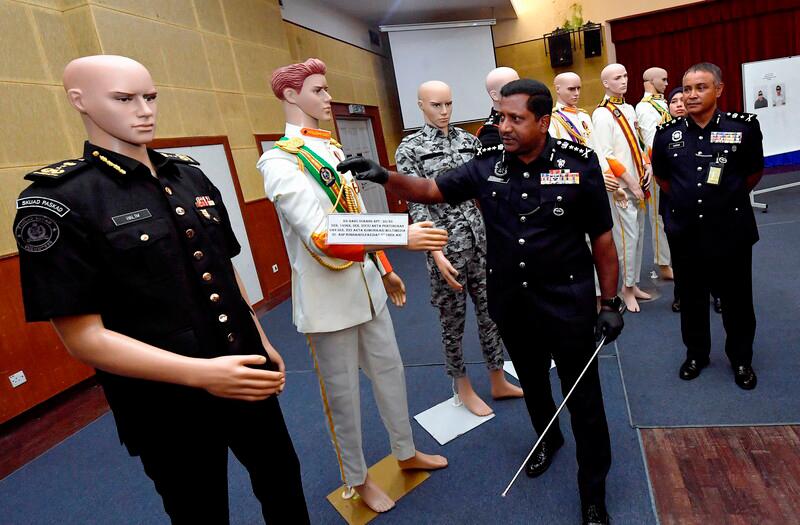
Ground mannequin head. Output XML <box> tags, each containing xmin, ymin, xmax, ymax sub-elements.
<box><xmin>485</xmin><ymin>67</ymin><xmax>520</xmax><ymax>110</ymax></box>
<box><xmin>553</xmin><ymin>72</ymin><xmax>582</xmax><ymax>107</ymax></box>
<box><xmin>63</xmin><ymin>55</ymin><xmax>157</xmax><ymax>156</ymax></box>
<box><xmin>601</xmin><ymin>63</ymin><xmax>628</xmax><ymax>97</ymax></box>
<box><xmin>417</xmin><ymin>81</ymin><xmax>452</xmax><ymax>132</ymax></box>
<box><xmin>668</xmin><ymin>87</ymin><xmax>686</xmax><ymax>117</ymax></box>
<box><xmin>643</xmin><ymin>67</ymin><xmax>668</xmax><ymax>94</ymax></box>
<box><xmin>271</xmin><ymin>58</ymin><xmax>332</xmax><ymax>128</ymax></box>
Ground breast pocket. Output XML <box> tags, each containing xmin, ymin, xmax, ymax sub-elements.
<box><xmin>539</xmin><ymin>186</ymin><xmax>577</xmax><ymax>223</ymax></box>
<box><xmin>104</xmin><ymin>217</ymin><xmax>175</xmax><ymax>282</ymax></box>
<box><xmin>484</xmin><ymin>182</ymin><xmax>511</xmax><ymax>219</ymax></box>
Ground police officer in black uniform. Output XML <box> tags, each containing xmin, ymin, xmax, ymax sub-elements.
<box><xmin>339</xmin><ymin>79</ymin><xmax>624</xmax><ymax>525</ymax></box>
<box><xmin>14</xmin><ymin>55</ymin><xmax>308</xmax><ymax>524</ymax></box>
<box><xmin>652</xmin><ymin>63</ymin><xmax>762</xmax><ymax>390</ymax></box>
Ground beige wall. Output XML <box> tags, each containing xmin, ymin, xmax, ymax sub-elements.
<box><xmin>496</xmin><ymin>0</ymin><xmax>703</xmax><ymax>46</ymax></box>
<box><xmin>0</xmin><ymin>0</ymin><xmax>403</xmax><ymax>257</ymax></box>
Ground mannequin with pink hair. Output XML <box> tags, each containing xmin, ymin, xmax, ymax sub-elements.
<box><xmin>257</xmin><ymin>58</ymin><xmax>448</xmax><ymax>513</ymax></box>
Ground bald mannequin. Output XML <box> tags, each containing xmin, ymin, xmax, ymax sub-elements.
<box><xmin>593</xmin><ymin>63</ymin><xmax>653</xmax><ymax>311</ymax></box>
<box><xmin>418</xmin><ymin>80</ymin><xmax>453</xmax><ymax>133</ymax></box>
<box><xmin>637</xmin><ymin>67</ymin><xmax>674</xmax><ymax>281</ymax></box>
<box><xmin>16</xmin><ymin>55</ymin><xmax>310</xmax><ymax>522</ymax></box>
<box><xmin>553</xmin><ymin>72</ymin><xmax>581</xmax><ymax>108</ymax></box>
<box><xmin>485</xmin><ymin>67</ymin><xmax>520</xmax><ymax>111</ymax></box>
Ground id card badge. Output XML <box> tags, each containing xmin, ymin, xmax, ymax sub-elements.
<box><xmin>706</xmin><ymin>162</ymin><xmax>723</xmax><ymax>185</ymax></box>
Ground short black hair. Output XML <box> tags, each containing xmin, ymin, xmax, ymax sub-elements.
<box><xmin>683</xmin><ymin>62</ymin><xmax>722</xmax><ymax>85</ymax></box>
<box><xmin>500</xmin><ymin>79</ymin><xmax>553</xmax><ymax>119</ymax></box>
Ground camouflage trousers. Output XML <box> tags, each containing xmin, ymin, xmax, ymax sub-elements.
<box><xmin>429</xmin><ymin>247</ymin><xmax>505</xmax><ymax>378</ymax></box>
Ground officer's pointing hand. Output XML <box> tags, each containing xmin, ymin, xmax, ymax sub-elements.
<box><xmin>408</xmin><ymin>221</ymin><xmax>448</xmax><ymax>252</ymax></box>
<box><xmin>596</xmin><ymin>306</ymin><xmax>624</xmax><ymax>345</ymax></box>
<box><xmin>337</xmin><ymin>157</ymin><xmax>389</xmax><ymax>184</ymax></box>
<box><xmin>201</xmin><ymin>354</ymin><xmax>285</xmax><ymax>401</ymax></box>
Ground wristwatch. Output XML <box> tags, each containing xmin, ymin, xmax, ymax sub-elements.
<box><xmin>600</xmin><ymin>296</ymin><xmax>623</xmax><ymax>311</ymax></box>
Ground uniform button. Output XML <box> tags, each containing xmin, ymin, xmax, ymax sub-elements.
<box><xmin>202</xmin><ymin>272</ymin><xmax>212</xmax><ymax>282</ymax></box>
<box><xmin>227</xmin><ymin>332</ymin><xmax>236</xmax><ymax>343</ymax></box>
<box><xmin>519</xmin><ymin>262</ymin><xmax>526</xmax><ymax>269</ymax></box>
<box><xmin>175</xmin><ymin>206</ymin><xmax>185</xmax><ymax>215</ymax></box>
<box><xmin>522</xmin><ymin>282</ymin><xmax>528</xmax><ymax>288</ymax></box>
<box><xmin>518</xmin><ymin>238</ymin><xmax>525</xmax><ymax>245</ymax></box>
<box><xmin>699</xmin><ymin>214</ymin><xmax>704</xmax><ymax>219</ymax></box>
<box><xmin>489</xmin><ymin>268</ymin><xmax>493</xmax><ymax>274</ymax></box>
<box><xmin>556</xmin><ymin>196</ymin><xmax>563</xmax><ymax>202</ymax></box>
<box><xmin>696</xmin><ymin>167</ymin><xmax>702</xmax><ymax>171</ymax></box>
<box><xmin>520</xmin><ymin>216</ymin><xmax>527</xmax><ymax>222</ymax></box>
<box><xmin>569</xmin><ymin>274</ymin><xmax>574</xmax><ymax>280</ymax></box>
<box><xmin>193</xmin><ymin>250</ymin><xmax>204</xmax><ymax>260</ymax></box>
<box><xmin>697</xmin><ymin>183</ymin><xmax>702</xmax><ymax>187</ymax></box>
<box><xmin>697</xmin><ymin>199</ymin><xmax>703</xmax><ymax>204</ymax></box>
<box><xmin>699</xmin><ymin>136</ymin><xmax>703</xmax><ymax>140</ymax></box>
<box><xmin>523</xmin><ymin>172</ymin><xmax>530</xmax><ymax>179</ymax></box>
<box><xmin>673</xmin><ymin>153</ymin><xmax>678</xmax><ymax>157</ymax></box>
<box><xmin>218</xmin><ymin>314</ymin><xmax>228</xmax><ymax>323</ymax></box>
<box><xmin>521</xmin><ymin>193</ymin><xmax>528</xmax><ymax>199</ymax></box>
<box><xmin>185</xmin><ymin>228</ymin><xmax>195</xmax><ymax>239</ymax></box>
<box><xmin>140</xmin><ymin>233</ymin><xmax>149</xmax><ymax>242</ymax></box>
<box><xmin>492</xmin><ymin>191</ymin><xmax>496</xmax><ymax>197</ymax></box>
<box><xmin>164</xmin><ymin>186</ymin><xmax>173</xmax><ymax>195</ymax></box>
<box><xmin>210</xmin><ymin>293</ymin><xmax>220</xmax><ymax>303</ymax></box>
<box><xmin>735</xmin><ymin>207</ymin><xmax>739</xmax><ymax>211</ymax></box>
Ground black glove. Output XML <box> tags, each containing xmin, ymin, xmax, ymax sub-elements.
<box><xmin>337</xmin><ymin>157</ymin><xmax>389</xmax><ymax>184</ymax></box>
<box><xmin>596</xmin><ymin>298</ymin><xmax>625</xmax><ymax>344</ymax></box>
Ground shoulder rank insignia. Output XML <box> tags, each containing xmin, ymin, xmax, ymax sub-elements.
<box><xmin>657</xmin><ymin>116</ymin><xmax>683</xmax><ymax>132</ymax></box>
<box><xmin>161</xmin><ymin>152</ymin><xmax>200</xmax><ymax>165</ymax></box>
<box><xmin>725</xmin><ymin>112</ymin><xmax>758</xmax><ymax>124</ymax></box>
<box><xmin>275</xmin><ymin>137</ymin><xmax>305</xmax><ymax>154</ymax></box>
<box><xmin>554</xmin><ymin>139</ymin><xmax>591</xmax><ymax>160</ymax></box>
<box><xmin>476</xmin><ymin>144</ymin><xmax>503</xmax><ymax>158</ymax></box>
<box><xmin>25</xmin><ymin>159</ymin><xmax>89</xmax><ymax>182</ymax></box>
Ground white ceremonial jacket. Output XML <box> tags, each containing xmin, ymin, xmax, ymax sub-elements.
<box><xmin>549</xmin><ymin>102</ymin><xmax>608</xmax><ymax>172</ymax></box>
<box><xmin>635</xmin><ymin>94</ymin><xmax>670</xmax><ymax>150</ymax></box>
<box><xmin>257</xmin><ymin>123</ymin><xmax>388</xmax><ymax>334</ymax></box>
<box><xmin>591</xmin><ymin>95</ymin><xmax>646</xmax><ymax>189</ymax></box>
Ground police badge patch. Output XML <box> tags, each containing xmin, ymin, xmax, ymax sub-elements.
<box><xmin>319</xmin><ymin>167</ymin><xmax>336</xmax><ymax>187</ymax></box>
<box><xmin>15</xmin><ymin>215</ymin><xmax>60</xmax><ymax>253</ymax></box>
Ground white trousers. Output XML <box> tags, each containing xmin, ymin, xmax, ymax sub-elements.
<box><xmin>609</xmin><ymin>188</ymin><xmax>645</xmax><ymax>287</ymax></box>
<box><xmin>647</xmin><ymin>184</ymin><xmax>671</xmax><ymax>266</ymax></box>
<box><xmin>307</xmin><ymin>306</ymin><xmax>415</xmax><ymax>486</ymax></box>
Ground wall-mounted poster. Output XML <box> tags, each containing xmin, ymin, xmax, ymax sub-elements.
<box><xmin>742</xmin><ymin>56</ymin><xmax>800</xmax><ymax>156</ymax></box>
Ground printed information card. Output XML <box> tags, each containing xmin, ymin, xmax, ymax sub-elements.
<box><xmin>327</xmin><ymin>213</ymin><xmax>408</xmax><ymax>245</ymax></box>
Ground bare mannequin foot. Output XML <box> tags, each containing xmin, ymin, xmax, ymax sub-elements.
<box><xmin>488</xmin><ymin>369</ymin><xmax>524</xmax><ymax>400</ymax></box>
<box><xmin>354</xmin><ymin>475</ymin><xmax>395</xmax><ymax>513</ymax></box>
<box><xmin>398</xmin><ymin>451</ymin><xmax>448</xmax><ymax>471</ymax></box>
<box><xmin>455</xmin><ymin>376</ymin><xmax>493</xmax><ymax>416</ymax></box>
<box><xmin>622</xmin><ymin>286</ymin><xmax>640</xmax><ymax>312</ymax></box>
<box><xmin>633</xmin><ymin>285</ymin><xmax>652</xmax><ymax>300</ymax></box>
<box><xmin>659</xmin><ymin>265</ymin><xmax>674</xmax><ymax>280</ymax></box>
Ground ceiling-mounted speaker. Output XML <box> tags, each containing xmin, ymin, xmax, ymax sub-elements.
<box><xmin>548</xmin><ymin>32</ymin><xmax>572</xmax><ymax>68</ymax></box>
<box><xmin>584</xmin><ymin>26</ymin><xmax>602</xmax><ymax>58</ymax></box>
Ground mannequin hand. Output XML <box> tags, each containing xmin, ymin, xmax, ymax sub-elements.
<box><xmin>596</xmin><ymin>308</ymin><xmax>624</xmax><ymax>344</ymax></box>
<box><xmin>337</xmin><ymin>157</ymin><xmax>389</xmax><ymax>184</ymax></box>
<box><xmin>432</xmin><ymin>250</ymin><xmax>462</xmax><ymax>291</ymax></box>
<box><xmin>613</xmin><ymin>188</ymin><xmax>628</xmax><ymax>208</ymax></box>
<box><xmin>603</xmin><ymin>173</ymin><xmax>620</xmax><ymax>192</ymax></box>
<box><xmin>643</xmin><ymin>164</ymin><xmax>653</xmax><ymax>192</ymax></box>
<box><xmin>631</xmin><ymin>184</ymin><xmax>645</xmax><ymax>201</ymax></box>
<box><xmin>199</xmin><ymin>355</ymin><xmax>285</xmax><ymax>401</ymax></box>
<box><xmin>408</xmin><ymin>221</ymin><xmax>448</xmax><ymax>251</ymax></box>
<box><xmin>382</xmin><ymin>271</ymin><xmax>407</xmax><ymax>307</ymax></box>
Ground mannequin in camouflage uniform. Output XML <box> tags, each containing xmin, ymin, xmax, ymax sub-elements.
<box><xmin>395</xmin><ymin>80</ymin><xmax>523</xmax><ymax>416</ymax></box>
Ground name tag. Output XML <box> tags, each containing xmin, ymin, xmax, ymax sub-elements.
<box><xmin>540</xmin><ymin>169</ymin><xmax>580</xmax><ymax>185</ymax></box>
<box><xmin>111</xmin><ymin>209</ymin><xmax>152</xmax><ymax>226</ymax></box>
<box><xmin>487</xmin><ymin>175</ymin><xmax>509</xmax><ymax>183</ymax></box>
<box><xmin>710</xmin><ymin>131</ymin><xmax>742</xmax><ymax>144</ymax></box>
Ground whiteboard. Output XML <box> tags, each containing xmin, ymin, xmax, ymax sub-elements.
<box><xmin>741</xmin><ymin>56</ymin><xmax>799</xmax><ymax>156</ymax></box>
<box><xmin>385</xmin><ymin>23</ymin><xmax>497</xmax><ymax>130</ymax></box>
<box><xmin>157</xmin><ymin>144</ymin><xmax>264</xmax><ymax>305</ymax></box>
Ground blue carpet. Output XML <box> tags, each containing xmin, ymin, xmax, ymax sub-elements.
<box><xmin>618</xmin><ymin>182</ymin><xmax>800</xmax><ymax>427</ymax></box>
<box><xmin>0</xmin><ymin>357</ymin><xmax>653</xmax><ymax>524</ymax></box>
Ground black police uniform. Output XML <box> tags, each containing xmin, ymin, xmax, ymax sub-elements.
<box><xmin>435</xmin><ymin>136</ymin><xmax>613</xmax><ymax>508</ymax></box>
<box><xmin>652</xmin><ymin>111</ymin><xmax>762</xmax><ymax>367</ymax></box>
<box><xmin>13</xmin><ymin>142</ymin><xmax>309</xmax><ymax>524</ymax></box>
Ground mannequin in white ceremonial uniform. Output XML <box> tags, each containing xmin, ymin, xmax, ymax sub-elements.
<box><xmin>635</xmin><ymin>67</ymin><xmax>673</xmax><ymax>280</ymax></box>
<box><xmin>592</xmin><ymin>64</ymin><xmax>652</xmax><ymax>312</ymax></box>
<box><xmin>257</xmin><ymin>58</ymin><xmax>448</xmax><ymax>513</ymax></box>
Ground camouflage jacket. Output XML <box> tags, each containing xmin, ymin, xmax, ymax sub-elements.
<box><xmin>395</xmin><ymin>124</ymin><xmax>486</xmax><ymax>256</ymax></box>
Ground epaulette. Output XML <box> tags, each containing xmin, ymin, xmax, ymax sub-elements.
<box><xmin>657</xmin><ymin>116</ymin><xmax>683</xmax><ymax>132</ymax></box>
<box><xmin>476</xmin><ymin>144</ymin><xmax>503</xmax><ymax>158</ymax></box>
<box><xmin>554</xmin><ymin>139</ymin><xmax>592</xmax><ymax>160</ymax></box>
<box><xmin>724</xmin><ymin>111</ymin><xmax>758</xmax><ymax>125</ymax></box>
<box><xmin>274</xmin><ymin>137</ymin><xmax>305</xmax><ymax>154</ymax></box>
<box><xmin>160</xmin><ymin>152</ymin><xmax>200</xmax><ymax>165</ymax></box>
<box><xmin>597</xmin><ymin>99</ymin><xmax>609</xmax><ymax>108</ymax></box>
<box><xmin>25</xmin><ymin>158</ymin><xmax>89</xmax><ymax>182</ymax></box>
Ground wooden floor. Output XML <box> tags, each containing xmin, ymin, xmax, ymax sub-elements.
<box><xmin>641</xmin><ymin>426</ymin><xmax>800</xmax><ymax>525</ymax></box>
